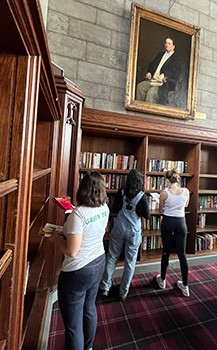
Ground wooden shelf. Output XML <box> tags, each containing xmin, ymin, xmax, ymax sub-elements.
<box><xmin>150</xmin><ymin>210</ymin><xmax>161</xmax><ymax>215</ymax></box>
<box><xmin>107</xmin><ymin>189</ymin><xmax>118</xmax><ymax>194</ymax></box>
<box><xmin>80</xmin><ymin>167</ymin><xmax>129</xmax><ymax>174</ymax></box>
<box><xmin>0</xmin><ymin>249</ymin><xmax>13</xmax><ymax>278</ymax></box>
<box><xmin>198</xmin><ymin>208</ymin><xmax>217</xmax><ymax>213</ymax></box>
<box><xmin>33</xmin><ymin>168</ymin><xmax>51</xmax><ymax>181</ymax></box>
<box><xmin>141</xmin><ymin>249</ymin><xmax>163</xmax><ymax>262</ymax></box>
<box><xmin>198</xmin><ymin>189</ymin><xmax>217</xmax><ymax>194</ymax></box>
<box><xmin>199</xmin><ymin>173</ymin><xmax>217</xmax><ymax>178</ymax></box>
<box><xmin>145</xmin><ymin>189</ymin><xmax>161</xmax><ymax>194</ymax></box>
<box><xmin>197</xmin><ymin>225</ymin><xmax>217</xmax><ymax>233</ymax></box>
<box><xmin>140</xmin><ymin>250</ymin><xmax>217</xmax><ymax>263</ymax></box>
<box><xmin>146</xmin><ymin>171</ymin><xmax>194</xmax><ymax>177</ymax></box>
<box><xmin>195</xmin><ymin>249</ymin><xmax>217</xmax><ymax>256</ymax></box>
<box><xmin>0</xmin><ymin>179</ymin><xmax>18</xmax><ymax>197</ymax></box>
<box><xmin>143</xmin><ymin>229</ymin><xmax>161</xmax><ymax>236</ymax></box>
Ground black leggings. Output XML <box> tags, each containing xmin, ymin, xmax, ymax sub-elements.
<box><xmin>161</xmin><ymin>215</ymin><xmax>188</xmax><ymax>286</ymax></box>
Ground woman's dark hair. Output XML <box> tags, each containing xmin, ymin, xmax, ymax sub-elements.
<box><xmin>165</xmin><ymin>168</ymin><xmax>180</xmax><ymax>184</ymax></box>
<box><xmin>76</xmin><ymin>171</ymin><xmax>108</xmax><ymax>207</ymax></box>
<box><xmin>124</xmin><ymin>169</ymin><xmax>144</xmax><ymax>201</ymax></box>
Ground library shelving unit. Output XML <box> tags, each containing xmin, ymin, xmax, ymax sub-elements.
<box><xmin>0</xmin><ymin>1</ymin><xmax>61</xmax><ymax>349</ymax></box>
<box><xmin>142</xmin><ymin>138</ymin><xmax>199</xmax><ymax>262</ymax></box>
<box><xmin>196</xmin><ymin>144</ymin><xmax>217</xmax><ymax>254</ymax></box>
<box><xmin>81</xmin><ymin>107</ymin><xmax>217</xmax><ymax>264</ymax></box>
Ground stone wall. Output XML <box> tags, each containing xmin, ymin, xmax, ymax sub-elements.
<box><xmin>46</xmin><ymin>0</ymin><xmax>217</xmax><ymax>128</ymax></box>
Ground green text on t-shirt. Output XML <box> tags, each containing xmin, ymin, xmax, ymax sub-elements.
<box><xmin>86</xmin><ymin>211</ymin><xmax>108</xmax><ymax>225</ymax></box>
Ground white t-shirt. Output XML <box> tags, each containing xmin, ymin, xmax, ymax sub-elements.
<box><xmin>61</xmin><ymin>203</ymin><xmax>109</xmax><ymax>271</ymax></box>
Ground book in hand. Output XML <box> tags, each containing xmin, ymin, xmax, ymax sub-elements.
<box><xmin>41</xmin><ymin>223</ymin><xmax>64</xmax><ymax>237</ymax></box>
<box><xmin>52</xmin><ymin>196</ymin><xmax>75</xmax><ymax>213</ymax></box>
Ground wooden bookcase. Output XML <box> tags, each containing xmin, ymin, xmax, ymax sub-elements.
<box><xmin>81</xmin><ymin>108</ymin><xmax>217</xmax><ymax>264</ymax></box>
<box><xmin>0</xmin><ymin>1</ymin><xmax>61</xmax><ymax>349</ymax></box>
<box><xmin>197</xmin><ymin>144</ymin><xmax>217</xmax><ymax>253</ymax></box>
<box><xmin>51</xmin><ymin>63</ymin><xmax>85</xmax><ymax>225</ymax></box>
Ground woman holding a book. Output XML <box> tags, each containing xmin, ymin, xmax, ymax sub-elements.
<box><xmin>49</xmin><ymin>171</ymin><xmax>109</xmax><ymax>350</ymax></box>
<box><xmin>155</xmin><ymin>168</ymin><xmax>190</xmax><ymax>297</ymax></box>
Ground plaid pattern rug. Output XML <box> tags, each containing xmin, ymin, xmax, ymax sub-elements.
<box><xmin>47</xmin><ymin>263</ymin><xmax>217</xmax><ymax>350</ymax></box>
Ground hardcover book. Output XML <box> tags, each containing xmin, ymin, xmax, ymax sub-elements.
<box><xmin>52</xmin><ymin>196</ymin><xmax>75</xmax><ymax>212</ymax></box>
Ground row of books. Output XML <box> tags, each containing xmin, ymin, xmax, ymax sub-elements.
<box><xmin>196</xmin><ymin>233</ymin><xmax>217</xmax><ymax>251</ymax></box>
<box><xmin>143</xmin><ymin>216</ymin><xmax>160</xmax><ymax>230</ymax></box>
<box><xmin>146</xmin><ymin>176</ymin><xmax>166</xmax><ymax>190</ymax></box>
<box><xmin>102</xmin><ymin>174</ymin><xmax>127</xmax><ymax>190</ymax></box>
<box><xmin>142</xmin><ymin>235</ymin><xmax>162</xmax><ymax>251</ymax></box>
<box><xmin>142</xmin><ymin>233</ymin><xmax>217</xmax><ymax>252</ymax></box>
<box><xmin>146</xmin><ymin>176</ymin><xmax>187</xmax><ymax>190</ymax></box>
<box><xmin>80</xmin><ymin>152</ymin><xmax>137</xmax><ymax>170</ymax></box>
<box><xmin>79</xmin><ymin>173</ymin><xmax>127</xmax><ymax>190</ymax></box>
<box><xmin>147</xmin><ymin>158</ymin><xmax>188</xmax><ymax>173</ymax></box>
<box><xmin>198</xmin><ymin>195</ymin><xmax>217</xmax><ymax>209</ymax></box>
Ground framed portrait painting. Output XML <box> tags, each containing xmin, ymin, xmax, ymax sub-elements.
<box><xmin>125</xmin><ymin>3</ymin><xmax>200</xmax><ymax>120</ymax></box>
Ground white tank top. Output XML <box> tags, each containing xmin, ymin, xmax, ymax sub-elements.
<box><xmin>163</xmin><ymin>187</ymin><xmax>187</xmax><ymax>217</ymax></box>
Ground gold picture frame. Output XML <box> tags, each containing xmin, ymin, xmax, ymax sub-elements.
<box><xmin>125</xmin><ymin>3</ymin><xmax>200</xmax><ymax>120</ymax></box>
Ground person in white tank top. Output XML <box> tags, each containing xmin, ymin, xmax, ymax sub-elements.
<box><xmin>155</xmin><ymin>168</ymin><xmax>190</xmax><ymax>297</ymax></box>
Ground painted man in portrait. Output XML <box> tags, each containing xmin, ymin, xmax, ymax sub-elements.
<box><xmin>136</xmin><ymin>37</ymin><xmax>183</xmax><ymax>106</ymax></box>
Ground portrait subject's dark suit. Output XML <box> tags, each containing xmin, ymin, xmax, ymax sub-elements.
<box><xmin>145</xmin><ymin>51</ymin><xmax>182</xmax><ymax>105</ymax></box>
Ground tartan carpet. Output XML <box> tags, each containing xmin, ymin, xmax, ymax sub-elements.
<box><xmin>47</xmin><ymin>263</ymin><xmax>217</xmax><ymax>350</ymax></box>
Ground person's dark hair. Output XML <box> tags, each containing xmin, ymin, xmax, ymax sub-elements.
<box><xmin>165</xmin><ymin>168</ymin><xmax>180</xmax><ymax>184</ymax></box>
<box><xmin>76</xmin><ymin>171</ymin><xmax>108</xmax><ymax>207</ymax></box>
<box><xmin>124</xmin><ymin>169</ymin><xmax>144</xmax><ymax>201</ymax></box>
<box><xmin>166</xmin><ymin>37</ymin><xmax>175</xmax><ymax>46</ymax></box>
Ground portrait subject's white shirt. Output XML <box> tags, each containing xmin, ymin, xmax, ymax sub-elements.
<box><xmin>153</xmin><ymin>51</ymin><xmax>174</xmax><ymax>79</ymax></box>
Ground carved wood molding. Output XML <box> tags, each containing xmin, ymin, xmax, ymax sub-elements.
<box><xmin>82</xmin><ymin>108</ymin><xmax>217</xmax><ymax>143</ymax></box>
<box><xmin>0</xmin><ymin>179</ymin><xmax>18</xmax><ymax>198</ymax></box>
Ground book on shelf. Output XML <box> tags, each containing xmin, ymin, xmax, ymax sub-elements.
<box><xmin>150</xmin><ymin>192</ymin><xmax>160</xmax><ymax>204</ymax></box>
<box><xmin>52</xmin><ymin>196</ymin><xmax>75</xmax><ymax>213</ymax></box>
<box><xmin>147</xmin><ymin>195</ymin><xmax>159</xmax><ymax>210</ymax></box>
<box><xmin>197</xmin><ymin>213</ymin><xmax>206</xmax><ymax>228</ymax></box>
<box><xmin>128</xmin><ymin>155</ymin><xmax>135</xmax><ymax>170</ymax></box>
<box><xmin>92</xmin><ymin>152</ymin><xmax>101</xmax><ymax>168</ymax></box>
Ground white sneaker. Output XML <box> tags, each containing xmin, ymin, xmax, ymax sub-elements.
<box><xmin>156</xmin><ymin>274</ymin><xmax>166</xmax><ymax>289</ymax></box>
<box><xmin>100</xmin><ymin>289</ymin><xmax>108</xmax><ymax>297</ymax></box>
<box><xmin>177</xmin><ymin>280</ymin><xmax>190</xmax><ymax>297</ymax></box>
